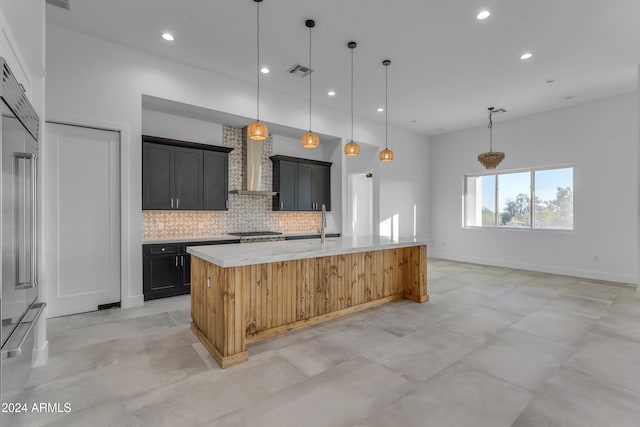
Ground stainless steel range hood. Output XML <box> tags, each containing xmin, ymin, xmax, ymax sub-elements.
<box><xmin>229</xmin><ymin>127</ymin><xmax>277</xmax><ymax>196</ymax></box>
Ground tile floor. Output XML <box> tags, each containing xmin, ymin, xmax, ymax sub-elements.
<box><xmin>7</xmin><ymin>259</ymin><xmax>640</xmax><ymax>427</ymax></box>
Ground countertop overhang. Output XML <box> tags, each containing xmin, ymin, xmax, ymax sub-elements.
<box><xmin>186</xmin><ymin>236</ymin><xmax>428</xmax><ymax>268</ymax></box>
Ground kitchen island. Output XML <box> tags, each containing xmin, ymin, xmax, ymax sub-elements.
<box><xmin>187</xmin><ymin>236</ymin><xmax>428</xmax><ymax>368</ymax></box>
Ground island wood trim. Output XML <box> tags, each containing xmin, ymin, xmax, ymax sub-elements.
<box><xmin>191</xmin><ymin>245</ymin><xmax>428</xmax><ymax>368</ymax></box>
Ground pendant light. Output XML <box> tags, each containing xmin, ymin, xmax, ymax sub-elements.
<box><xmin>477</xmin><ymin>107</ymin><xmax>506</xmax><ymax>169</ymax></box>
<box><xmin>301</xmin><ymin>19</ymin><xmax>320</xmax><ymax>148</ymax></box>
<box><xmin>344</xmin><ymin>41</ymin><xmax>360</xmax><ymax>156</ymax></box>
<box><xmin>247</xmin><ymin>0</ymin><xmax>268</xmax><ymax>141</ymax></box>
<box><xmin>379</xmin><ymin>59</ymin><xmax>394</xmax><ymax>162</ymax></box>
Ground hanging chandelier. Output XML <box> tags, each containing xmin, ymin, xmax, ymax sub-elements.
<box><xmin>379</xmin><ymin>59</ymin><xmax>393</xmax><ymax>162</ymax></box>
<box><xmin>247</xmin><ymin>0</ymin><xmax>268</xmax><ymax>141</ymax></box>
<box><xmin>344</xmin><ymin>41</ymin><xmax>360</xmax><ymax>156</ymax></box>
<box><xmin>301</xmin><ymin>19</ymin><xmax>319</xmax><ymax>148</ymax></box>
<box><xmin>477</xmin><ymin>107</ymin><xmax>505</xmax><ymax>169</ymax></box>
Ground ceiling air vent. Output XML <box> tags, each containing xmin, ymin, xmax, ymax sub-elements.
<box><xmin>287</xmin><ymin>64</ymin><xmax>313</xmax><ymax>78</ymax></box>
<box><xmin>46</xmin><ymin>0</ymin><xmax>71</xmax><ymax>10</ymax></box>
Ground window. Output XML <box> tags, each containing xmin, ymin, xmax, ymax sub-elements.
<box><xmin>464</xmin><ymin>166</ymin><xmax>573</xmax><ymax>230</ymax></box>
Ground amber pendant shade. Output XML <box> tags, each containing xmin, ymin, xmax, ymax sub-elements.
<box><xmin>344</xmin><ymin>140</ymin><xmax>360</xmax><ymax>156</ymax></box>
<box><xmin>379</xmin><ymin>148</ymin><xmax>394</xmax><ymax>162</ymax></box>
<box><xmin>247</xmin><ymin>120</ymin><xmax>268</xmax><ymax>141</ymax></box>
<box><xmin>301</xmin><ymin>131</ymin><xmax>320</xmax><ymax>148</ymax></box>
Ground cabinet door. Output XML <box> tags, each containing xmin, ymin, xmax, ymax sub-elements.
<box><xmin>174</xmin><ymin>147</ymin><xmax>203</xmax><ymax>209</ymax></box>
<box><xmin>313</xmin><ymin>164</ymin><xmax>331</xmax><ymax>211</ymax></box>
<box><xmin>297</xmin><ymin>163</ymin><xmax>314</xmax><ymax>211</ymax></box>
<box><xmin>203</xmin><ymin>151</ymin><xmax>228</xmax><ymax>210</ymax></box>
<box><xmin>142</xmin><ymin>143</ymin><xmax>173</xmax><ymax>209</ymax></box>
<box><xmin>181</xmin><ymin>254</ymin><xmax>191</xmax><ymax>287</ymax></box>
<box><xmin>144</xmin><ymin>255</ymin><xmax>181</xmax><ymax>300</ymax></box>
<box><xmin>278</xmin><ymin>161</ymin><xmax>297</xmax><ymax>210</ymax></box>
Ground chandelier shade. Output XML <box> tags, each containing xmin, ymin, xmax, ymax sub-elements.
<box><xmin>477</xmin><ymin>106</ymin><xmax>505</xmax><ymax>169</ymax></box>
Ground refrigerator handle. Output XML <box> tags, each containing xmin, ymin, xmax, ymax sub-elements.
<box><xmin>1</xmin><ymin>302</ymin><xmax>46</xmax><ymax>360</ymax></box>
<box><xmin>32</xmin><ymin>153</ymin><xmax>38</xmax><ymax>287</ymax></box>
<box><xmin>13</xmin><ymin>152</ymin><xmax>37</xmax><ymax>289</ymax></box>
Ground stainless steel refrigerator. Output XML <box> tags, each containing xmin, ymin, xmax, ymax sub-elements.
<box><xmin>0</xmin><ymin>57</ymin><xmax>45</xmax><ymax>410</ymax></box>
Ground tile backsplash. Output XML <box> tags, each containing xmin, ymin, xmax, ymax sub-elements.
<box><xmin>142</xmin><ymin>126</ymin><xmax>322</xmax><ymax>241</ymax></box>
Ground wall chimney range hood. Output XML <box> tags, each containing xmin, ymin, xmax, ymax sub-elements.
<box><xmin>229</xmin><ymin>127</ymin><xmax>277</xmax><ymax>196</ymax></box>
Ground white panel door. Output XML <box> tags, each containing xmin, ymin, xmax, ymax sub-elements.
<box><xmin>349</xmin><ymin>174</ymin><xmax>373</xmax><ymax>237</ymax></box>
<box><xmin>44</xmin><ymin>123</ymin><xmax>120</xmax><ymax>317</ymax></box>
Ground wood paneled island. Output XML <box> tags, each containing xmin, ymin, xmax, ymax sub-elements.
<box><xmin>187</xmin><ymin>237</ymin><xmax>428</xmax><ymax>368</ymax></box>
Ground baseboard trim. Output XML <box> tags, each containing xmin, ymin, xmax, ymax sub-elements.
<box><xmin>33</xmin><ymin>340</ymin><xmax>48</xmax><ymax>367</ymax></box>
<box><xmin>121</xmin><ymin>294</ymin><xmax>144</xmax><ymax>309</ymax></box>
<box><xmin>429</xmin><ymin>252</ymin><xmax>638</xmax><ymax>286</ymax></box>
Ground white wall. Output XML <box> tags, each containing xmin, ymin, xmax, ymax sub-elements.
<box><xmin>272</xmin><ymin>134</ymin><xmax>325</xmax><ymax>161</ymax></box>
<box><xmin>46</xmin><ymin>25</ymin><xmax>430</xmax><ymax>306</ymax></box>
<box><xmin>142</xmin><ymin>110</ymin><xmax>224</xmax><ymax>146</ymax></box>
<box><xmin>0</xmin><ymin>0</ymin><xmax>47</xmax><ymax>365</ymax></box>
<box><xmin>429</xmin><ymin>92</ymin><xmax>639</xmax><ymax>284</ymax></box>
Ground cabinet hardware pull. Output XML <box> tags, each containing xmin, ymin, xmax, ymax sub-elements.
<box><xmin>175</xmin><ymin>256</ymin><xmax>178</xmax><ymax>267</ymax></box>
<box><xmin>177</xmin><ymin>198</ymin><xmax>179</xmax><ymax>209</ymax></box>
<box><xmin>181</xmin><ymin>256</ymin><xmax>184</xmax><ymax>267</ymax></box>
<box><xmin>226</xmin><ymin>199</ymin><xmax>228</xmax><ymax>209</ymax></box>
<box><xmin>171</xmin><ymin>198</ymin><xmax>174</xmax><ymax>209</ymax></box>
<box><xmin>281</xmin><ymin>201</ymin><xmax>283</xmax><ymax>210</ymax></box>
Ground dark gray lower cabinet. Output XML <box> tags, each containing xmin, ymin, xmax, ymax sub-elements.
<box><xmin>143</xmin><ymin>239</ymin><xmax>239</xmax><ymax>300</ymax></box>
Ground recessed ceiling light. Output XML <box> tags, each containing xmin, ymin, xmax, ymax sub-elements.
<box><xmin>260</xmin><ymin>67</ymin><xmax>270</xmax><ymax>74</ymax></box>
<box><xmin>377</xmin><ymin>107</ymin><xmax>384</xmax><ymax>112</ymax></box>
<box><xmin>520</xmin><ymin>52</ymin><xmax>533</xmax><ymax>60</ymax></box>
<box><xmin>328</xmin><ymin>90</ymin><xmax>336</xmax><ymax>96</ymax></box>
<box><xmin>477</xmin><ymin>10</ymin><xmax>490</xmax><ymax>20</ymax></box>
<box><xmin>162</xmin><ymin>33</ymin><xmax>174</xmax><ymax>41</ymax></box>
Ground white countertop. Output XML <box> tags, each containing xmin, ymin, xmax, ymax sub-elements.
<box><xmin>143</xmin><ymin>235</ymin><xmax>240</xmax><ymax>245</ymax></box>
<box><xmin>142</xmin><ymin>232</ymin><xmax>340</xmax><ymax>245</ymax></box>
<box><xmin>186</xmin><ymin>236</ymin><xmax>428</xmax><ymax>268</ymax></box>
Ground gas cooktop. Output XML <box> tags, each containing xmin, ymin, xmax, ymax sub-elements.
<box><xmin>228</xmin><ymin>231</ymin><xmax>283</xmax><ymax>237</ymax></box>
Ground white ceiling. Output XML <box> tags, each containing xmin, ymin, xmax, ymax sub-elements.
<box><xmin>47</xmin><ymin>0</ymin><xmax>640</xmax><ymax>136</ymax></box>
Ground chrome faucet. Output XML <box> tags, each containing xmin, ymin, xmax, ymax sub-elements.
<box><xmin>320</xmin><ymin>204</ymin><xmax>327</xmax><ymax>244</ymax></box>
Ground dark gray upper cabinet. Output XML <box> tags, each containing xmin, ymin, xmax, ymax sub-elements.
<box><xmin>297</xmin><ymin>163</ymin><xmax>314</xmax><ymax>211</ymax></box>
<box><xmin>313</xmin><ymin>163</ymin><xmax>331</xmax><ymax>211</ymax></box>
<box><xmin>276</xmin><ymin>160</ymin><xmax>297</xmax><ymax>210</ymax></box>
<box><xmin>203</xmin><ymin>150</ymin><xmax>228</xmax><ymax>210</ymax></box>
<box><xmin>143</xmin><ymin>143</ymin><xmax>174</xmax><ymax>209</ymax></box>
<box><xmin>173</xmin><ymin>146</ymin><xmax>203</xmax><ymax>209</ymax></box>
<box><xmin>271</xmin><ymin>155</ymin><xmax>332</xmax><ymax>212</ymax></box>
<box><xmin>142</xmin><ymin>135</ymin><xmax>233</xmax><ymax>211</ymax></box>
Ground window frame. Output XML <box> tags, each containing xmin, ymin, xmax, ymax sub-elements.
<box><xmin>463</xmin><ymin>164</ymin><xmax>575</xmax><ymax>231</ymax></box>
